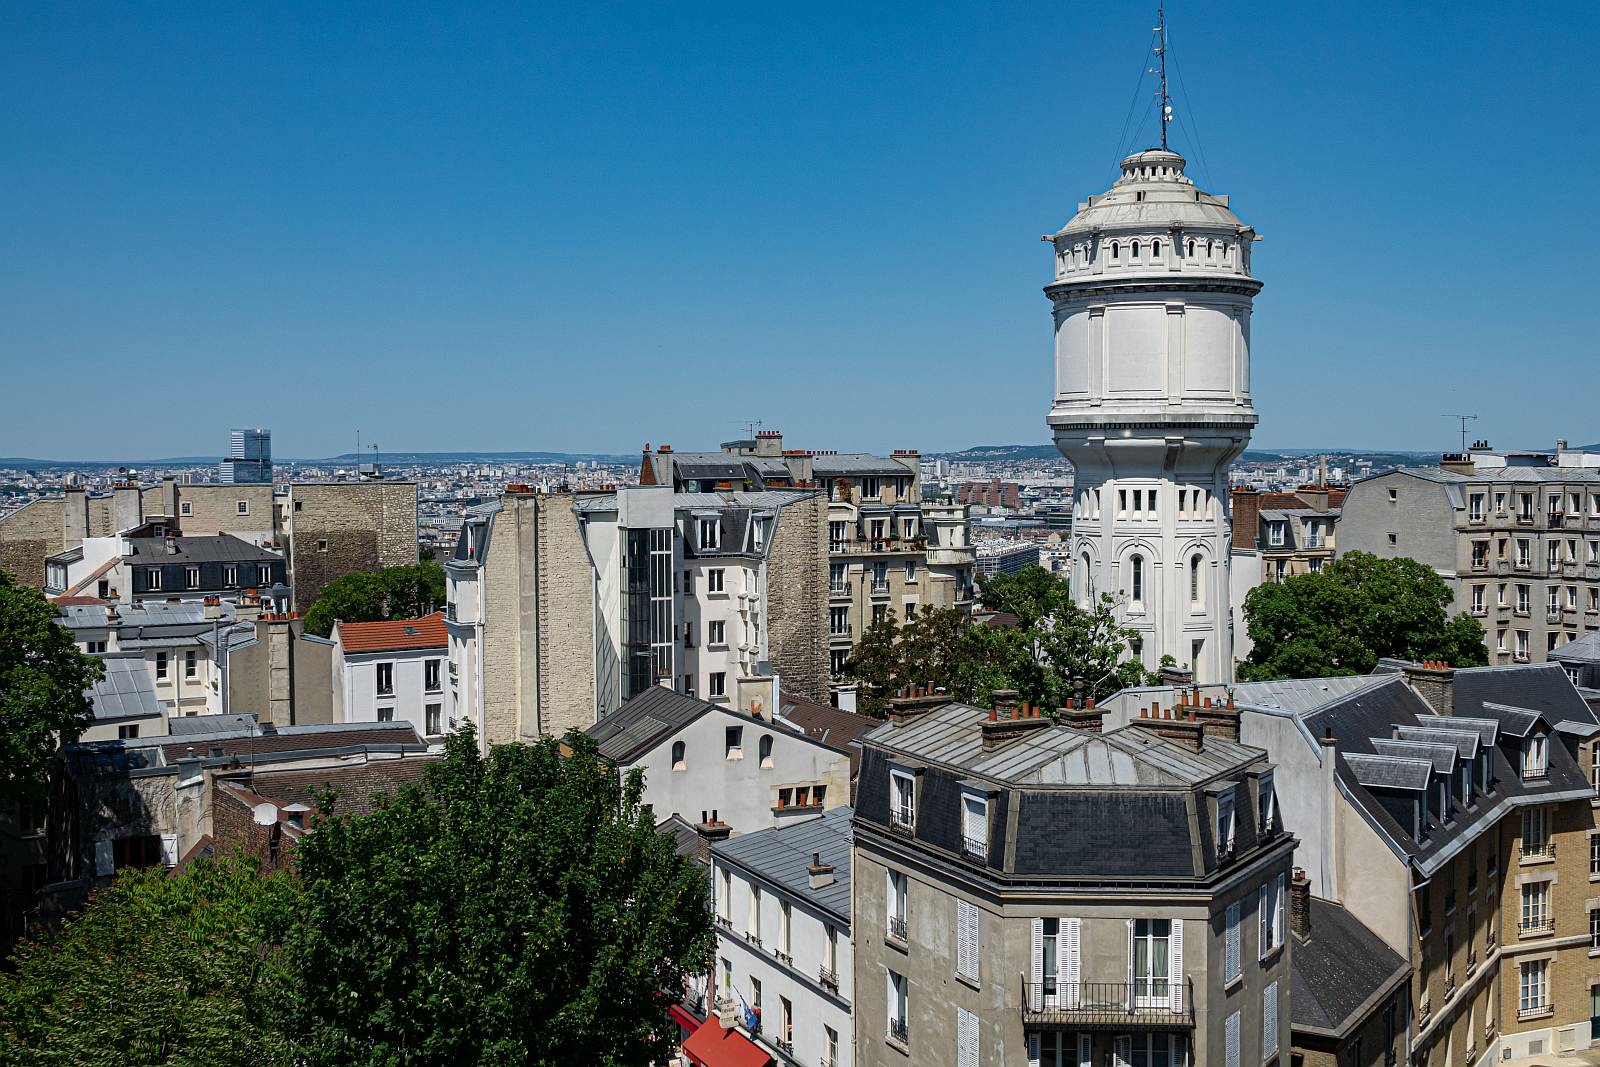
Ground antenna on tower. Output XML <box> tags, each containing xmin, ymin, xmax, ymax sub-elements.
<box><xmin>1440</xmin><ymin>414</ymin><xmax>1478</xmax><ymax>456</ymax></box>
<box><xmin>1154</xmin><ymin>4</ymin><xmax>1172</xmax><ymax>150</ymax></box>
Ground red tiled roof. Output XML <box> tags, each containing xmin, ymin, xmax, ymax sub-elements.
<box><xmin>51</xmin><ymin>595</ymin><xmax>111</xmax><ymax>606</ymax></box>
<box><xmin>337</xmin><ymin>612</ymin><xmax>447</xmax><ymax>653</ymax></box>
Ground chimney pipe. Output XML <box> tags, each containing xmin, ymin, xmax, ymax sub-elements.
<box><xmin>1290</xmin><ymin>868</ymin><xmax>1312</xmax><ymax>940</ymax></box>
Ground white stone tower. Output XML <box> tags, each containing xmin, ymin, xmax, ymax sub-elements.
<box><xmin>1045</xmin><ymin>147</ymin><xmax>1259</xmax><ymax>682</ymax></box>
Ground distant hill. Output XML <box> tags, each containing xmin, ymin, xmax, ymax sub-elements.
<box><xmin>303</xmin><ymin>451</ymin><xmax>638</xmax><ymax>466</ymax></box>
<box><xmin>938</xmin><ymin>444</ymin><xmax>1442</xmax><ymax>465</ymax></box>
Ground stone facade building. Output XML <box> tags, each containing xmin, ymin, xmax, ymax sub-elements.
<box><xmin>1339</xmin><ymin>457</ymin><xmax>1600</xmax><ymax>664</ymax></box>
<box><xmin>851</xmin><ymin>691</ymin><xmax>1294</xmax><ymax>1067</ymax></box>
<box><xmin>1230</xmin><ymin>483</ymin><xmax>1345</xmax><ymax>584</ymax></box>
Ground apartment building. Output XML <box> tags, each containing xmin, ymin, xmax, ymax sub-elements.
<box><xmin>637</xmin><ymin>432</ymin><xmax>975</xmax><ymax>682</ymax></box>
<box><xmin>331</xmin><ymin>613</ymin><xmax>448</xmax><ymax>739</ymax></box>
<box><xmin>1</xmin><ymin>476</ymin><xmax>417</xmax><ymax>611</ymax></box>
<box><xmin>708</xmin><ymin>807</ymin><xmax>854</xmax><ymax>1067</ymax></box>
<box><xmin>1339</xmin><ymin>459</ymin><xmax>1600</xmax><ymax>664</ymax></box>
<box><xmin>851</xmin><ymin>690</ymin><xmax>1295</xmax><ymax>1067</ymax></box>
<box><xmin>1231</xmin><ymin>483</ymin><xmax>1344</xmax><ymax>584</ymax></box>
<box><xmin>45</xmin><ymin>525</ymin><xmax>286</xmax><ymax>605</ymax></box>
<box><xmin>1100</xmin><ymin>660</ymin><xmax>1600</xmax><ymax>1066</ymax></box>
<box><xmin>447</xmin><ymin>484</ymin><xmax>827</xmax><ymax>746</ymax></box>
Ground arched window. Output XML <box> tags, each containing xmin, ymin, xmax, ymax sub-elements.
<box><xmin>1207</xmin><ymin>239</ymin><xmax>1216</xmax><ymax>258</ymax></box>
<box><xmin>1186</xmin><ymin>239</ymin><xmax>1195</xmax><ymax>257</ymax></box>
<box><xmin>1080</xmin><ymin>553</ymin><xmax>1093</xmax><ymax>602</ymax></box>
<box><xmin>1190</xmin><ymin>554</ymin><xmax>1203</xmax><ymax>605</ymax></box>
<box><xmin>1130</xmin><ymin>241</ymin><xmax>1141</xmax><ymax>259</ymax></box>
<box><xmin>671</xmin><ymin>740</ymin><xmax>686</xmax><ymax>772</ymax></box>
<box><xmin>1151</xmin><ymin>239</ymin><xmax>1162</xmax><ymax>258</ymax></box>
<box><xmin>1110</xmin><ymin>241</ymin><xmax>1120</xmax><ymax>261</ymax></box>
<box><xmin>759</xmin><ymin>734</ymin><xmax>774</xmax><ymax>768</ymax></box>
<box><xmin>1130</xmin><ymin>554</ymin><xmax>1145</xmax><ymax>606</ymax></box>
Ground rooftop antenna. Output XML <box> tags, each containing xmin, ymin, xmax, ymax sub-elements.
<box><xmin>1440</xmin><ymin>414</ymin><xmax>1478</xmax><ymax>455</ymax></box>
<box><xmin>1154</xmin><ymin>5</ymin><xmax>1172</xmax><ymax>150</ymax></box>
<box><xmin>737</xmin><ymin>418</ymin><xmax>763</xmax><ymax>439</ymax></box>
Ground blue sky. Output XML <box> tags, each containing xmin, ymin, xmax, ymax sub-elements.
<box><xmin>3</xmin><ymin>2</ymin><xmax>1596</xmax><ymax>460</ymax></box>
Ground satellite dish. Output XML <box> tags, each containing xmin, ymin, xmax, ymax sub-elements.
<box><xmin>252</xmin><ymin>802</ymin><xmax>278</xmax><ymax>827</ymax></box>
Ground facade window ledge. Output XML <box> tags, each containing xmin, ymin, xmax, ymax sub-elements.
<box><xmin>1515</xmin><ymin>1005</ymin><xmax>1554</xmax><ymax>1022</ymax></box>
<box><xmin>885</xmin><ymin>1031</ymin><xmax>909</xmax><ymax>1056</ymax></box>
<box><xmin>1517</xmin><ymin>921</ymin><xmax>1555</xmax><ymax>939</ymax></box>
<box><xmin>885</xmin><ymin>932</ymin><xmax>909</xmax><ymax>954</ymax></box>
<box><xmin>773</xmin><ymin>803</ymin><xmax>824</xmax><ymax>815</ymax></box>
<box><xmin>955</xmin><ymin>972</ymin><xmax>981</xmax><ymax>993</ymax></box>
<box><xmin>1258</xmin><ymin>943</ymin><xmax>1284</xmax><ymax>967</ymax></box>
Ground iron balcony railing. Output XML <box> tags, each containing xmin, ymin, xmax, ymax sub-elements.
<box><xmin>1020</xmin><ymin>978</ymin><xmax>1195</xmax><ymax>1029</ymax></box>
<box><xmin>819</xmin><ymin>966</ymin><xmax>839</xmax><ymax>991</ymax></box>
<box><xmin>1518</xmin><ymin>917</ymin><xmax>1555</xmax><ymax>937</ymax></box>
<box><xmin>962</xmin><ymin>835</ymin><xmax>988</xmax><ymax>859</ymax></box>
<box><xmin>887</xmin><ymin>1018</ymin><xmax>909</xmax><ymax>1044</ymax></box>
<box><xmin>887</xmin><ymin>915</ymin><xmax>908</xmax><ymax>942</ymax></box>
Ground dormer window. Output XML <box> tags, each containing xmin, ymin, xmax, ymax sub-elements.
<box><xmin>961</xmin><ymin>791</ymin><xmax>989</xmax><ymax>858</ymax></box>
<box><xmin>1216</xmin><ymin>793</ymin><xmax>1236</xmax><ymax>856</ymax></box>
<box><xmin>698</xmin><ymin>518</ymin><xmax>720</xmax><ymax>551</ymax></box>
<box><xmin>890</xmin><ymin>769</ymin><xmax>917</xmax><ymax>831</ymax></box>
<box><xmin>1522</xmin><ymin>733</ymin><xmax>1548</xmax><ymax>781</ymax></box>
<box><xmin>1257</xmin><ymin>773</ymin><xmax>1276</xmax><ymax>832</ymax></box>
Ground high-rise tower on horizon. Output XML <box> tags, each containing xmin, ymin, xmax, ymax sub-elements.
<box><xmin>1046</xmin><ymin>147</ymin><xmax>1260</xmax><ymax>682</ymax></box>
<box><xmin>220</xmin><ymin>428</ymin><xmax>272</xmax><ymax>484</ymax></box>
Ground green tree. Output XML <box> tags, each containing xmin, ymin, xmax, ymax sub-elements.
<box><xmin>1238</xmin><ymin>551</ymin><xmax>1488</xmax><ymax>681</ymax></box>
<box><xmin>0</xmin><ymin>569</ymin><xmax>103</xmax><ymax>807</ymax></box>
<box><xmin>0</xmin><ymin>853</ymin><xmax>297</xmax><ymax>1067</ymax></box>
<box><xmin>842</xmin><ymin>567</ymin><xmax>1153</xmax><ymax>716</ymax></box>
<box><xmin>288</xmin><ymin>725</ymin><xmax>713</xmax><ymax>1066</ymax></box>
<box><xmin>302</xmin><ymin>561</ymin><xmax>446</xmax><ymax>637</ymax></box>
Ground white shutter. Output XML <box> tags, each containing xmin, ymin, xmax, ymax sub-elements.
<box><xmin>956</xmin><ymin>899</ymin><xmax>978</xmax><ymax>982</ymax></box>
<box><xmin>1030</xmin><ymin>917</ymin><xmax>1044</xmax><ymax>1011</ymax></box>
<box><xmin>1114</xmin><ymin>1035</ymin><xmax>1132</xmax><ymax>1067</ymax></box>
<box><xmin>159</xmin><ymin>834</ymin><xmax>178</xmax><ymax>867</ymax></box>
<box><xmin>1277</xmin><ymin>875</ymin><xmax>1287</xmax><ymax>950</ymax></box>
<box><xmin>957</xmin><ymin>1007</ymin><xmax>978</xmax><ymax>1067</ymax></box>
<box><xmin>1168</xmin><ymin>918</ymin><xmax>1184</xmax><ymax>1014</ymax></box>
<box><xmin>1226</xmin><ymin>902</ymin><xmax>1241</xmax><ymax>980</ymax></box>
<box><xmin>1226</xmin><ymin>1009</ymin><xmax>1241</xmax><ymax>1067</ymax></box>
<box><xmin>1125</xmin><ymin>917</ymin><xmax>1136</xmax><ymax>1009</ymax></box>
<box><xmin>962</xmin><ymin>795</ymin><xmax>986</xmax><ymax>847</ymax></box>
<box><xmin>1064</xmin><ymin>917</ymin><xmax>1082</xmax><ymax>1009</ymax></box>
<box><xmin>1027</xmin><ymin>1032</ymin><xmax>1041</xmax><ymax>1067</ymax></box>
<box><xmin>1263</xmin><ymin>980</ymin><xmax>1279</xmax><ymax>1055</ymax></box>
<box><xmin>1258</xmin><ymin>883</ymin><xmax>1269</xmax><ymax>958</ymax></box>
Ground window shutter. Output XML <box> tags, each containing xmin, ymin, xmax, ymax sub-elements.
<box><xmin>1078</xmin><ymin>1034</ymin><xmax>1093</xmax><ymax>1067</ymax></box>
<box><xmin>1114</xmin><ymin>1035</ymin><xmax>1132</xmax><ymax>1067</ymax></box>
<box><xmin>94</xmin><ymin>839</ymin><xmax>114</xmax><ymax>877</ymax></box>
<box><xmin>957</xmin><ymin>1008</ymin><xmax>978</xmax><ymax>1067</ymax></box>
<box><xmin>1226</xmin><ymin>902</ymin><xmax>1241</xmax><ymax>980</ymax></box>
<box><xmin>1225</xmin><ymin>1009</ymin><xmax>1241</xmax><ymax>1067</ymax></box>
<box><xmin>1169</xmin><ymin>918</ymin><xmax>1184</xmax><ymax>1014</ymax></box>
<box><xmin>956</xmin><ymin>900</ymin><xmax>978</xmax><ymax>981</ymax></box>
<box><xmin>1030</xmin><ymin>918</ymin><xmax>1044</xmax><ymax>1011</ymax></box>
<box><xmin>963</xmin><ymin>795</ymin><xmax>985</xmax><ymax>845</ymax></box>
<box><xmin>1027</xmin><ymin>1033</ymin><xmax>1041</xmax><ymax>1067</ymax></box>
<box><xmin>1258</xmin><ymin>883</ymin><xmax>1269</xmax><ymax>958</ymax></box>
<box><xmin>1064</xmin><ymin>917</ymin><xmax>1082</xmax><ymax>1009</ymax></box>
<box><xmin>1263</xmin><ymin>980</ymin><xmax>1279</xmax><ymax>1055</ymax></box>
<box><xmin>1125</xmin><ymin>917</ymin><xmax>1136</xmax><ymax>1010</ymax></box>
<box><xmin>1277</xmin><ymin>874</ymin><xmax>1287</xmax><ymax>949</ymax></box>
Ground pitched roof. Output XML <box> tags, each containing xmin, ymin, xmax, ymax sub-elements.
<box><xmin>780</xmin><ymin>693</ymin><xmax>876</xmax><ymax>790</ymax></box>
<box><xmin>1550</xmin><ymin>630</ymin><xmax>1600</xmax><ymax>664</ymax></box>
<box><xmin>712</xmin><ymin>806</ymin><xmax>853</xmax><ymax>921</ymax></box>
<box><xmin>157</xmin><ymin>721</ymin><xmax>424</xmax><ymax>763</ymax></box>
<box><xmin>125</xmin><ymin>534</ymin><xmax>281</xmax><ymax>564</ymax></box>
<box><xmin>86</xmin><ymin>652</ymin><xmax>164</xmax><ymax>722</ymax></box>
<box><xmin>1290</xmin><ymin>897</ymin><xmax>1409</xmax><ymax>1038</ymax></box>
<box><xmin>587</xmin><ymin>686</ymin><xmax>719</xmax><ymax>763</ymax></box>
<box><xmin>337</xmin><ymin>612</ymin><xmax>447</xmax><ymax>653</ymax></box>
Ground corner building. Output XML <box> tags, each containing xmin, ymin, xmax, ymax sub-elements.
<box><xmin>1047</xmin><ymin>149</ymin><xmax>1259</xmax><ymax>682</ymax></box>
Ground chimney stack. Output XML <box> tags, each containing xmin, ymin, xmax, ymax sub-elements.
<box><xmin>1290</xmin><ymin>868</ymin><xmax>1312</xmax><ymax>940</ymax></box>
<box><xmin>888</xmin><ymin>685</ymin><xmax>948</xmax><ymax>725</ymax></box>
<box><xmin>1231</xmin><ymin>487</ymin><xmax>1262</xmax><ymax>551</ymax></box>
<box><xmin>1401</xmin><ymin>660</ymin><xmax>1455</xmax><ymax>716</ymax></box>
<box><xmin>808</xmin><ymin>850</ymin><xmax>836</xmax><ymax>889</ymax></box>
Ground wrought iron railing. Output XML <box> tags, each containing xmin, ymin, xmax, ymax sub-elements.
<box><xmin>887</xmin><ymin>915</ymin><xmax>908</xmax><ymax>942</ymax></box>
<box><xmin>819</xmin><ymin>966</ymin><xmax>839</xmax><ymax>992</ymax></box>
<box><xmin>1020</xmin><ymin>978</ymin><xmax>1195</xmax><ymax>1029</ymax></box>
<box><xmin>887</xmin><ymin>1018</ymin><xmax>908</xmax><ymax>1044</ymax></box>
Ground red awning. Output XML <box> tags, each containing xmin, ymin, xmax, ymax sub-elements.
<box><xmin>681</xmin><ymin>1020</ymin><xmax>775</xmax><ymax>1067</ymax></box>
<box><xmin>667</xmin><ymin>1004</ymin><xmax>701</xmax><ymax>1033</ymax></box>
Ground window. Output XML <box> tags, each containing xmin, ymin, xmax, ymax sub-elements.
<box><xmin>147</xmin><ymin>568</ymin><xmax>162</xmax><ymax>591</ymax></box>
<box><xmin>1110</xmin><ymin>240</ymin><xmax>1120</xmax><ymax>261</ymax></box>
<box><xmin>751</xmin><ymin>521</ymin><xmax>764</xmax><ymax>551</ymax></box>
<box><xmin>1471</xmin><ymin>585</ymin><xmax>1485</xmax><ymax>612</ymax></box>
<box><xmin>955</xmin><ymin>899</ymin><xmax>979</xmax><ymax>982</ymax></box>
<box><xmin>1523</xmin><ymin>734</ymin><xmax>1548</xmax><ymax>780</ymax></box>
<box><xmin>829</xmin><ymin>607</ymin><xmax>849</xmax><ymax>636</ymax></box>
<box><xmin>861</xmin><ymin>477</ymin><xmax>880</xmax><ymax>499</ymax></box>
<box><xmin>747</xmin><ymin>884</ymin><xmax>761</xmax><ymax>943</ymax></box>
<box><xmin>257</xmin><ymin>564</ymin><xmax>271</xmax><ymax>586</ymax></box>
<box><xmin>375</xmin><ymin>662</ymin><xmax>393</xmax><ymax>695</ymax></box>
<box><xmin>1522</xmin><ymin>807</ymin><xmax>1550</xmax><ymax>856</ymax></box>
<box><xmin>1259</xmin><ymin>876</ymin><xmax>1285</xmax><ymax>957</ymax></box>
<box><xmin>1132</xmin><ymin>918</ymin><xmax>1171</xmax><ymax>1003</ymax></box>
<box><xmin>777</xmin><ymin>995</ymin><xmax>792</xmax><ymax>1050</ymax></box>
<box><xmin>1129</xmin><ymin>554</ymin><xmax>1145</xmax><ymax>607</ymax></box>
<box><xmin>956</xmin><ymin>1007</ymin><xmax>978</xmax><ymax>1067</ymax></box>
<box><xmin>118</xmin><ymin>724</ymin><xmax>139</xmax><ymax>740</ymax></box>
<box><xmin>891</xmin><ymin>770</ymin><xmax>916</xmax><ymax>829</ymax></box>
<box><xmin>1189</xmin><ymin>554</ymin><xmax>1203</xmax><ymax>606</ymax></box>
<box><xmin>1151</xmin><ymin>239</ymin><xmax>1162</xmax><ymax>258</ymax></box>
<box><xmin>709</xmin><ymin>671</ymin><xmax>726</xmax><ymax>698</ymax></box>
<box><xmin>112</xmin><ymin>835</ymin><xmax>162</xmax><ymax>871</ymax></box>
<box><xmin>708</xmin><ymin>620</ymin><xmax>725</xmax><ymax>646</ymax></box>
<box><xmin>1590</xmin><ymin>907</ymin><xmax>1599</xmax><ymax>951</ymax></box>
<box><xmin>184</xmin><ymin>565</ymin><xmax>200</xmax><ymax>589</ymax></box>
<box><xmin>830</xmin><ymin>649</ymin><xmax>848</xmax><ymax>675</ymax></box>
<box><xmin>706</xmin><ymin>568</ymin><xmax>725</xmax><ymax>593</ymax></box>
<box><xmin>1130</xmin><ymin>240</ymin><xmax>1141</xmax><ymax>259</ymax></box>
<box><xmin>1216</xmin><ymin>793</ymin><xmax>1236</xmax><ymax>855</ymax></box>
<box><xmin>317</xmin><ymin>539</ymin><xmax>327</xmax><ymax>552</ymax></box>
<box><xmin>824</xmin><ymin>1026</ymin><xmax>838</xmax><ymax>1067</ymax></box>
<box><xmin>425</xmin><ymin>703</ymin><xmax>441</xmax><ymax>735</ymax></box>
<box><xmin>1258</xmin><ymin>773</ymin><xmax>1276</xmax><ymax>831</ymax></box>
<box><xmin>724</xmin><ymin>725</ymin><xmax>742</xmax><ymax>759</ymax></box>
<box><xmin>155</xmin><ymin>652</ymin><xmax>168</xmax><ymax>680</ymax></box>
<box><xmin>236</xmin><ymin>500</ymin><xmax>249</xmax><ymax>515</ymax></box>
<box><xmin>85</xmin><ymin>640</ymin><xmax>106</xmax><ymax>654</ymax></box>
<box><xmin>180</xmin><ymin>501</ymin><xmax>193</xmax><ymax>516</ymax></box>
<box><xmin>1469</xmin><ymin>493</ymin><xmax>1485</xmax><ymax>520</ymax></box>
<box><xmin>829</xmin><ymin>521</ymin><xmax>847</xmax><ymax>547</ymax></box>
<box><xmin>904</xmin><ymin>559</ymin><xmax>916</xmax><ymax>582</ymax></box>
<box><xmin>887</xmin><ymin>870</ymin><xmax>908</xmax><ymax>941</ymax></box>
<box><xmin>698</xmin><ymin>518</ymin><xmax>720</xmax><ymax>550</ymax></box>
<box><xmin>961</xmin><ymin>792</ymin><xmax>988</xmax><ymax>857</ymax></box>
<box><xmin>184</xmin><ymin>650</ymin><xmax>196</xmax><ymax>678</ymax></box>
<box><xmin>377</xmin><ymin>706</ymin><xmax>394</xmax><ymax>723</ymax></box>
<box><xmin>1263</xmin><ymin>980</ymin><xmax>1280</xmax><ymax>1057</ymax></box>
<box><xmin>1518</xmin><ymin>959</ymin><xmax>1548</xmax><ymax>1015</ymax></box>
<box><xmin>886</xmin><ymin>969</ymin><xmax>908</xmax><ymax>1044</ymax></box>
<box><xmin>223</xmin><ymin>564</ymin><xmax>238</xmax><ymax>587</ymax></box>
<box><xmin>1520</xmin><ymin>881</ymin><xmax>1550</xmax><ymax>932</ymax></box>
<box><xmin>758</xmin><ymin>734</ymin><xmax>773</xmax><ymax>768</ymax></box>
<box><xmin>1225</xmin><ymin>902</ymin><xmax>1241</xmax><ymax>982</ymax></box>
<box><xmin>424</xmin><ymin>659</ymin><xmax>441</xmax><ymax>691</ymax></box>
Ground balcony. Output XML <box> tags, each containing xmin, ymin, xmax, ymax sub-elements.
<box><xmin>869</xmin><ymin>580</ymin><xmax>891</xmax><ymax>596</ymax></box>
<box><xmin>962</xmin><ymin>835</ymin><xmax>988</xmax><ymax>860</ymax></box>
<box><xmin>887</xmin><ymin>1018</ymin><xmax>909</xmax><ymax>1045</ymax></box>
<box><xmin>890</xmin><ymin>808</ymin><xmax>914</xmax><ymax>834</ymax></box>
<box><xmin>1021</xmin><ymin>979</ymin><xmax>1195</xmax><ymax>1030</ymax></box>
<box><xmin>776</xmin><ymin>1037</ymin><xmax>793</xmax><ymax>1055</ymax></box>
<box><xmin>1517</xmin><ymin>514</ymin><xmax>1536</xmax><ymax>525</ymax></box>
<box><xmin>834</xmin><ymin>539</ymin><xmax>919</xmax><ymax>557</ymax></box>
<box><xmin>1470</xmin><ymin>559</ymin><xmax>1489</xmax><ymax>572</ymax></box>
<box><xmin>1518</xmin><ymin>918</ymin><xmax>1555</xmax><ymax>938</ymax></box>
<box><xmin>819</xmin><ymin>966</ymin><xmax>839</xmax><ymax>992</ymax></box>
<box><xmin>828</xmin><ymin>582</ymin><xmax>852</xmax><ymax>599</ymax></box>
<box><xmin>1516</xmin><ymin>1002</ymin><xmax>1554</xmax><ymax>1022</ymax></box>
<box><xmin>1520</xmin><ymin>840</ymin><xmax>1555</xmax><ymax>861</ymax></box>
<box><xmin>887</xmin><ymin>915</ymin><xmax>908</xmax><ymax>943</ymax></box>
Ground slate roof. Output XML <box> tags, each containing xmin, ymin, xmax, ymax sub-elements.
<box><xmin>1550</xmin><ymin>630</ymin><xmax>1600</xmax><ymax>664</ymax></box>
<box><xmin>125</xmin><ymin>534</ymin><xmax>280</xmax><ymax>564</ymax></box>
<box><xmin>712</xmin><ymin>806</ymin><xmax>853</xmax><ymax>922</ymax></box>
<box><xmin>1342</xmin><ymin>753</ymin><xmax>1432</xmax><ymax>792</ymax></box>
<box><xmin>656</xmin><ymin>814</ymin><xmax>710</xmax><ymax>867</ymax></box>
<box><xmin>87</xmin><ymin>652</ymin><xmax>164</xmax><ymax>722</ymax></box>
<box><xmin>337</xmin><ymin>612</ymin><xmax>447</xmax><ymax>654</ymax></box>
<box><xmin>808</xmin><ymin>453</ymin><xmax>912</xmax><ymax>478</ymax></box>
<box><xmin>780</xmin><ymin>693</ymin><xmax>876</xmax><ymax>792</ymax></box>
<box><xmin>1290</xmin><ymin>898</ymin><xmax>1409</xmax><ymax>1038</ymax></box>
<box><xmin>1229</xmin><ymin>674</ymin><xmax>1390</xmax><ymax>714</ymax></box>
<box><xmin>1453</xmin><ymin>663</ymin><xmax>1598</xmax><ymax>729</ymax></box>
<box><xmin>156</xmin><ymin>721</ymin><xmax>424</xmax><ymax>764</ymax></box>
<box><xmin>587</xmin><ymin>686</ymin><xmax>718</xmax><ymax>763</ymax></box>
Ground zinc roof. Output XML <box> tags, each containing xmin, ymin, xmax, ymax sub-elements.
<box><xmin>86</xmin><ymin>653</ymin><xmax>164</xmax><ymax>722</ymax></box>
<box><xmin>712</xmin><ymin>806</ymin><xmax>853</xmax><ymax>921</ymax></box>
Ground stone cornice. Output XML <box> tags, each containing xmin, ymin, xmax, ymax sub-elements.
<box><xmin>1044</xmin><ymin>276</ymin><xmax>1263</xmax><ymax>301</ymax></box>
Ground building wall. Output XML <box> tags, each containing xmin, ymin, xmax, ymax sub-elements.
<box><xmin>336</xmin><ymin>647</ymin><xmax>446</xmax><ymax>739</ymax></box>
<box><xmin>768</xmin><ymin>495</ymin><xmax>828</xmax><ymax>703</ymax></box>
<box><xmin>0</xmin><ymin>498</ymin><xmax>63</xmax><ymax>588</ymax></box>
<box><xmin>532</xmin><ymin>494</ymin><xmax>595</xmax><ymax>737</ymax></box>
<box><xmin>478</xmin><ymin>505</ymin><xmax>527</xmax><ymax>747</ymax></box>
<box><xmin>284</xmin><ymin>482</ymin><xmax>419</xmax><ymax>610</ymax></box>
<box><xmin>166</xmin><ymin>484</ymin><xmax>276</xmax><ymax>543</ymax></box>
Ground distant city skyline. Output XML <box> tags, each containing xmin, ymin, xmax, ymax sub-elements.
<box><xmin>3</xmin><ymin>2</ymin><xmax>1596</xmax><ymax>460</ymax></box>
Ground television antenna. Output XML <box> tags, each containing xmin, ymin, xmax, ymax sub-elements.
<box><xmin>1153</xmin><ymin>5</ymin><xmax>1172</xmax><ymax>150</ymax></box>
<box><xmin>1440</xmin><ymin>414</ymin><xmax>1478</xmax><ymax>455</ymax></box>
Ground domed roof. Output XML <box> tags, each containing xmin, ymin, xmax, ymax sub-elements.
<box><xmin>1050</xmin><ymin>149</ymin><xmax>1249</xmax><ymax>238</ymax></box>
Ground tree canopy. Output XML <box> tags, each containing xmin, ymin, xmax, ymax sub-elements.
<box><xmin>0</xmin><ymin>854</ymin><xmax>297</xmax><ymax>1067</ymax></box>
<box><xmin>1238</xmin><ymin>551</ymin><xmax>1488</xmax><ymax>681</ymax></box>
<box><xmin>288</xmin><ymin>725</ymin><xmax>713</xmax><ymax>1066</ymax></box>
<box><xmin>301</xmin><ymin>561</ymin><xmax>446</xmax><ymax>638</ymax></box>
<box><xmin>843</xmin><ymin>566</ymin><xmax>1155</xmax><ymax>716</ymax></box>
<box><xmin>0</xmin><ymin>569</ymin><xmax>102</xmax><ymax>807</ymax></box>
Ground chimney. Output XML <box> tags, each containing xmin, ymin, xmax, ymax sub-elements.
<box><xmin>162</xmin><ymin>477</ymin><xmax>179</xmax><ymax>524</ymax></box>
<box><xmin>1401</xmin><ymin>660</ymin><xmax>1455</xmax><ymax>716</ymax></box>
<box><xmin>754</xmin><ymin>430</ymin><xmax>783</xmax><ymax>458</ymax></box>
<box><xmin>808</xmin><ymin>850</ymin><xmax>836</xmax><ymax>889</ymax></box>
<box><xmin>982</xmin><ymin>699</ymin><xmax>1052</xmax><ymax>749</ymax></box>
<box><xmin>1439</xmin><ymin>453</ymin><xmax>1475</xmax><ymax>475</ymax></box>
<box><xmin>1160</xmin><ymin>663</ymin><xmax>1194</xmax><ymax>688</ymax></box>
<box><xmin>112</xmin><ymin>483</ymin><xmax>142</xmax><ymax>534</ymax></box>
<box><xmin>63</xmin><ymin>486</ymin><xmax>89</xmax><ymax>548</ymax></box>
<box><xmin>1290</xmin><ymin>868</ymin><xmax>1312</xmax><ymax>940</ymax></box>
<box><xmin>888</xmin><ymin>685</ymin><xmax>948</xmax><ymax>725</ymax></box>
<box><xmin>695</xmin><ymin>809</ymin><xmax>732</xmax><ymax>844</ymax></box>
<box><xmin>1191</xmin><ymin>690</ymin><xmax>1242</xmax><ymax>743</ymax></box>
<box><xmin>1231</xmin><ymin>487</ymin><xmax>1262</xmax><ymax>551</ymax></box>
<box><xmin>1059</xmin><ymin>695</ymin><xmax>1103</xmax><ymax>733</ymax></box>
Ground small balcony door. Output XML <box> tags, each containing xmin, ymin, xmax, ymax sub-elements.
<box><xmin>1131</xmin><ymin>918</ymin><xmax>1171</xmax><ymax>1007</ymax></box>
